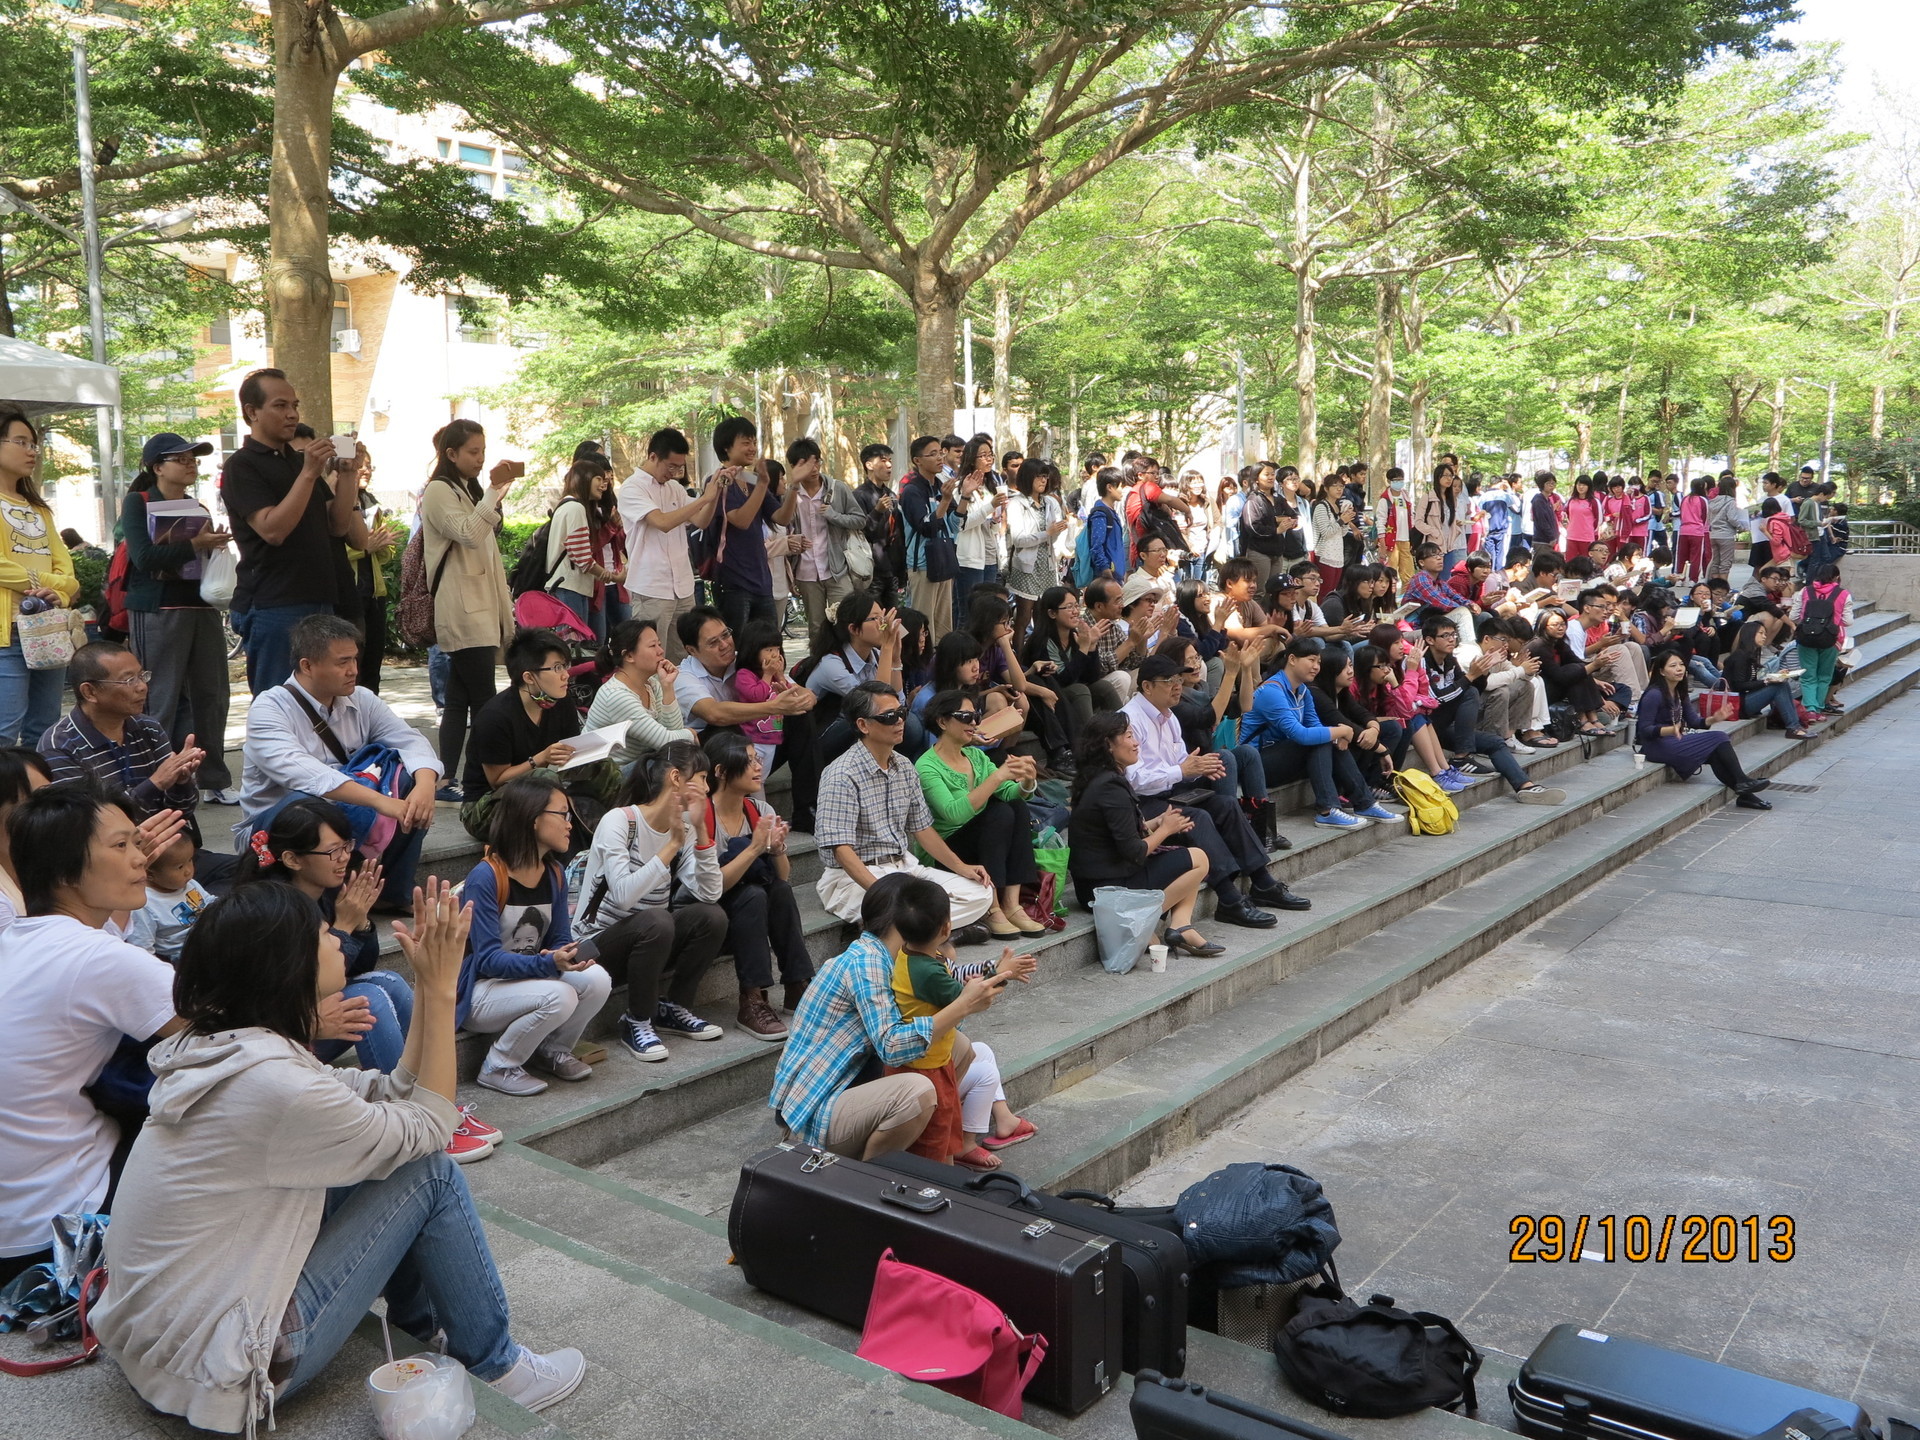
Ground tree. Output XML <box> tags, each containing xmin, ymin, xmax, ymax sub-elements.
<box><xmin>367</xmin><ymin>0</ymin><xmax>1791</xmax><ymax>434</ymax></box>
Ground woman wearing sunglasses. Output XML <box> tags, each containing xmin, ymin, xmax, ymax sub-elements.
<box><xmin>914</xmin><ymin>689</ymin><xmax>1046</xmax><ymax>939</ymax></box>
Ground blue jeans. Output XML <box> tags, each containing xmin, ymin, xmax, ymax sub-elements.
<box><xmin>314</xmin><ymin>970</ymin><xmax>414</xmax><ymax>1074</ymax></box>
<box><xmin>427</xmin><ymin>646</ymin><xmax>450</xmax><ymax>710</ymax></box>
<box><xmin>1432</xmin><ymin>688</ymin><xmax>1529</xmax><ymax>790</ymax></box>
<box><xmin>253</xmin><ymin>791</ymin><xmax>428</xmax><ymax>909</ymax></box>
<box><xmin>552</xmin><ymin>587</ymin><xmax>605</xmax><ymax>643</ymax></box>
<box><xmin>0</xmin><ymin>635</ymin><xmax>66</xmax><ymax>747</ymax></box>
<box><xmin>237</xmin><ymin>603</ymin><xmax>331</xmax><ymax>695</ymax></box>
<box><xmin>1257</xmin><ymin>735</ymin><xmax>1369</xmax><ymax>813</ymax></box>
<box><xmin>713</xmin><ymin>583</ymin><xmax>776</xmax><ymax>643</ymax></box>
<box><xmin>279</xmin><ymin>1152</ymin><xmax>518</xmax><ymax>1399</ymax></box>
<box><xmin>954</xmin><ymin>565</ymin><xmax>998</xmax><ymax>625</ymax></box>
<box><xmin>1741</xmin><ymin>682</ymin><xmax>1799</xmax><ymax>731</ymax></box>
<box><xmin>1688</xmin><ymin>656</ymin><xmax>1723</xmax><ymax>688</ymax></box>
<box><xmin>1442</xmin><ymin>549</ymin><xmax>1467</xmax><ymax>576</ymax></box>
<box><xmin>1215</xmin><ymin>744</ymin><xmax>1270</xmax><ymax>804</ymax></box>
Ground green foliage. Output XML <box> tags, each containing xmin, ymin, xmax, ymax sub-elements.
<box><xmin>70</xmin><ymin>550</ymin><xmax>108</xmax><ymax>618</ymax></box>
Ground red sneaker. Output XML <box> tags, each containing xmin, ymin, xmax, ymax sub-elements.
<box><xmin>446</xmin><ymin>1130</ymin><xmax>496</xmax><ymax>1164</ymax></box>
<box><xmin>456</xmin><ymin>1105</ymin><xmax>502</xmax><ymax>1142</ymax></box>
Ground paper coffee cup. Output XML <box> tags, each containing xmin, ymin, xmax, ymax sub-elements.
<box><xmin>368</xmin><ymin>1356</ymin><xmax>436</xmax><ymax>1434</ymax></box>
<box><xmin>1148</xmin><ymin>944</ymin><xmax>1168</xmax><ymax>973</ymax></box>
<box><xmin>1632</xmin><ymin>751</ymin><xmax>1646</xmax><ymax>769</ymax></box>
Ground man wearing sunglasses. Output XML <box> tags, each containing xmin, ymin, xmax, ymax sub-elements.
<box><xmin>814</xmin><ymin>681</ymin><xmax>994</xmax><ymax>943</ymax></box>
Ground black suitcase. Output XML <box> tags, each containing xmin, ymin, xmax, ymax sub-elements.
<box><xmin>728</xmin><ymin>1142</ymin><xmax>1123</xmax><ymax>1413</ymax></box>
<box><xmin>1510</xmin><ymin>1325</ymin><xmax>1875</xmax><ymax>1440</ymax></box>
<box><xmin>872</xmin><ymin>1152</ymin><xmax>1192</xmax><ymax>1377</ymax></box>
<box><xmin>1132</xmin><ymin>1371</ymin><xmax>1356</xmax><ymax>1440</ymax></box>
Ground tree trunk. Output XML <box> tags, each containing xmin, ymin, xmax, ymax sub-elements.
<box><xmin>913</xmin><ymin>276</ymin><xmax>965</xmax><ymax>437</ymax></box>
<box><xmin>1294</xmin><ymin>274</ymin><xmax>1320</xmax><ymax>481</ymax></box>
<box><xmin>1367</xmin><ymin>276</ymin><xmax>1396</xmax><ymax>483</ymax></box>
<box><xmin>992</xmin><ymin>280</ymin><xmax>1014</xmax><ymax>449</ymax></box>
<box><xmin>1399</xmin><ymin>278</ymin><xmax>1427</xmax><ymax>490</ymax></box>
<box><xmin>1573</xmin><ymin>417</ymin><xmax>1593</xmax><ymax>471</ymax></box>
<box><xmin>1765</xmin><ymin>377</ymin><xmax>1785</xmax><ymax>471</ymax></box>
<box><xmin>267</xmin><ymin>0</ymin><xmax>344</xmax><ymax>433</ymax></box>
<box><xmin>0</xmin><ymin>232</ymin><xmax>13</xmax><ymax>338</ymax></box>
<box><xmin>1611</xmin><ymin>360</ymin><xmax>1632</xmax><ymax>465</ymax></box>
<box><xmin>1655</xmin><ymin>366</ymin><xmax>1676</xmax><ymax>475</ymax></box>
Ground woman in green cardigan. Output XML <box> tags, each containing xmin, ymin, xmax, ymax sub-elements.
<box><xmin>914</xmin><ymin>688</ymin><xmax>1046</xmax><ymax>939</ymax></box>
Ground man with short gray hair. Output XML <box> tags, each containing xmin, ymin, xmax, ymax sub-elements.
<box><xmin>237</xmin><ymin>613</ymin><xmax>440</xmax><ymax>911</ymax></box>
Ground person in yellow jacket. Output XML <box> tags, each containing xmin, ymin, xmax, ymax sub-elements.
<box><xmin>0</xmin><ymin>410</ymin><xmax>79</xmax><ymax>746</ymax></box>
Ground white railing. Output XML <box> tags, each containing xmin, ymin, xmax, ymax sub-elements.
<box><xmin>1847</xmin><ymin>519</ymin><xmax>1920</xmax><ymax>555</ymax></box>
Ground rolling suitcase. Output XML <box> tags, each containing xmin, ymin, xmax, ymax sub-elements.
<box><xmin>872</xmin><ymin>1152</ymin><xmax>1192</xmax><ymax>1377</ymax></box>
<box><xmin>1131</xmin><ymin>1371</ymin><xmax>1356</xmax><ymax>1440</ymax></box>
<box><xmin>1510</xmin><ymin>1325</ymin><xmax>1875</xmax><ymax>1440</ymax></box>
<box><xmin>728</xmin><ymin>1142</ymin><xmax>1122</xmax><ymax>1413</ymax></box>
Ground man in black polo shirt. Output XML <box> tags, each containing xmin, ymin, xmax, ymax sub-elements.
<box><xmin>221</xmin><ymin>368</ymin><xmax>370</xmax><ymax>693</ymax></box>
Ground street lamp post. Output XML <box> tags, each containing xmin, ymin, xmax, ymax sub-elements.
<box><xmin>70</xmin><ymin>33</ymin><xmax>118</xmax><ymax>533</ymax></box>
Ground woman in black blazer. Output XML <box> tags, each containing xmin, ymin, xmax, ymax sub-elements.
<box><xmin>1066</xmin><ymin>711</ymin><xmax>1219</xmax><ymax>956</ymax></box>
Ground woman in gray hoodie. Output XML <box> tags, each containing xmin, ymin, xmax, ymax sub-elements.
<box><xmin>94</xmin><ymin>880</ymin><xmax>585</xmax><ymax>1434</ymax></box>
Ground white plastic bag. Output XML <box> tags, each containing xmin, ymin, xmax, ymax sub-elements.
<box><xmin>199</xmin><ymin>546</ymin><xmax>237</xmax><ymax>609</ymax></box>
<box><xmin>1091</xmin><ymin>886</ymin><xmax>1162</xmax><ymax>975</ymax></box>
<box><xmin>379</xmin><ymin>1354</ymin><xmax>475</xmax><ymax>1440</ymax></box>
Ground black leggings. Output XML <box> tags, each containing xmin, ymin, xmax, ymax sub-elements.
<box><xmin>1704</xmin><ymin>740</ymin><xmax>1754</xmax><ymax>790</ymax></box>
<box><xmin>594</xmin><ymin>904</ymin><xmax>728</xmax><ymax>1019</ymax></box>
<box><xmin>721</xmin><ymin>877</ymin><xmax>814</xmax><ymax>991</ymax></box>
<box><xmin>943</xmin><ymin>797</ymin><xmax>1039</xmax><ymax>893</ymax></box>
<box><xmin>439</xmin><ymin>645</ymin><xmax>499</xmax><ymax>781</ymax></box>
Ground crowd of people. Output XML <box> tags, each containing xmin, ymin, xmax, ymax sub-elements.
<box><xmin>0</xmin><ymin>382</ymin><xmax>1861</xmax><ymax>1433</ymax></box>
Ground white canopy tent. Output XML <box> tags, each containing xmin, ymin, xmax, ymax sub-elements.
<box><xmin>0</xmin><ymin>334</ymin><xmax>121</xmax><ymax>416</ymax></box>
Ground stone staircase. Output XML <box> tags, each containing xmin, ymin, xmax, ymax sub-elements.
<box><xmin>140</xmin><ymin>601</ymin><xmax>1920</xmax><ymax>1440</ymax></box>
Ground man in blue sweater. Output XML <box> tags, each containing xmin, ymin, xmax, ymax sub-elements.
<box><xmin>1086</xmin><ymin>467</ymin><xmax>1128</xmax><ymax>580</ymax></box>
<box><xmin>1242</xmin><ymin>639</ymin><xmax>1398</xmax><ymax>831</ymax></box>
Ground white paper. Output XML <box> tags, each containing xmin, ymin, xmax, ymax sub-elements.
<box><xmin>1673</xmin><ymin>606</ymin><xmax>1700</xmax><ymax>628</ymax></box>
<box><xmin>557</xmin><ymin>723</ymin><xmax>629</xmax><ymax>770</ymax></box>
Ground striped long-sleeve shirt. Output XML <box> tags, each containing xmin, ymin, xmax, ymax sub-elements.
<box><xmin>37</xmin><ymin>708</ymin><xmax>200</xmax><ymax>819</ymax></box>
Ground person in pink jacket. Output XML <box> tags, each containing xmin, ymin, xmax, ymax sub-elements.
<box><xmin>1563</xmin><ymin>474</ymin><xmax>1601</xmax><ymax>556</ymax></box>
<box><xmin>1354</xmin><ymin>628</ymin><xmax>1461</xmax><ymax>788</ymax></box>
<box><xmin>1675</xmin><ymin>477</ymin><xmax>1711</xmax><ymax>582</ymax></box>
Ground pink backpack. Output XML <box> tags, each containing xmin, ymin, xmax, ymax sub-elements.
<box><xmin>856</xmin><ymin>1249</ymin><xmax>1047</xmax><ymax>1418</ymax></box>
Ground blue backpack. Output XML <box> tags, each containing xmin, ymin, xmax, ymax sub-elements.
<box><xmin>1071</xmin><ymin>521</ymin><xmax>1095</xmax><ymax>589</ymax></box>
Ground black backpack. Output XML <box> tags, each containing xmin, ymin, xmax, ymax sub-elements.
<box><xmin>1274</xmin><ymin>1285</ymin><xmax>1480</xmax><ymax>1418</ymax></box>
<box><xmin>506</xmin><ymin>520</ymin><xmax>560</xmax><ymax>598</ymax></box>
<box><xmin>1794</xmin><ymin>587</ymin><xmax>1839</xmax><ymax>650</ymax></box>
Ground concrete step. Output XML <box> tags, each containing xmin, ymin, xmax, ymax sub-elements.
<box><xmin>437</xmin><ymin>613</ymin><xmax>1920</xmax><ymax>1099</ymax></box>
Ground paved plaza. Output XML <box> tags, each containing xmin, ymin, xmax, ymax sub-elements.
<box><xmin>1120</xmin><ymin>687</ymin><xmax>1920</xmax><ymax>1422</ymax></box>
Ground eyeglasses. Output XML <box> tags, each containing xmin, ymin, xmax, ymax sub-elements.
<box><xmin>298</xmin><ymin>843</ymin><xmax>354</xmax><ymax>862</ymax></box>
<box><xmin>949</xmin><ymin>710</ymin><xmax>981</xmax><ymax>725</ymax></box>
<box><xmin>541</xmin><ymin>807</ymin><xmax>572</xmax><ymax>819</ymax></box>
<box><xmin>701</xmin><ymin>629</ymin><xmax>733</xmax><ymax>647</ymax></box>
<box><xmin>535</xmin><ymin>662</ymin><xmax>571</xmax><ymax>676</ymax></box>
<box><xmin>0</xmin><ymin>437</ymin><xmax>39</xmax><ymax>451</ymax></box>
<box><xmin>98</xmin><ymin>670</ymin><xmax>154</xmax><ymax>687</ymax></box>
<box><xmin>864</xmin><ymin>708</ymin><xmax>908</xmax><ymax>726</ymax></box>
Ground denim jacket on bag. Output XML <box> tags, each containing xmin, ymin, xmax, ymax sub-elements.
<box><xmin>1172</xmin><ymin>1162</ymin><xmax>1342</xmax><ymax>1287</ymax></box>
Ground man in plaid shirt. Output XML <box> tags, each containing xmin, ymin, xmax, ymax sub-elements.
<box><xmin>769</xmin><ymin>875</ymin><xmax>1009</xmax><ymax>1156</ymax></box>
<box><xmin>813</xmin><ymin>681</ymin><xmax>993</xmax><ymax>937</ymax></box>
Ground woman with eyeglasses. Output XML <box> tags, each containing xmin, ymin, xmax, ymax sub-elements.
<box><xmin>123</xmin><ymin>433</ymin><xmax>238</xmax><ymax>805</ymax></box>
<box><xmin>915</xmin><ymin>689</ymin><xmax>1045</xmax><ymax>938</ymax></box>
<box><xmin>235</xmin><ymin>801</ymin><xmax>426</xmax><ymax>1088</ymax></box>
<box><xmin>0</xmin><ymin>411</ymin><xmax>79</xmax><ymax>747</ymax></box>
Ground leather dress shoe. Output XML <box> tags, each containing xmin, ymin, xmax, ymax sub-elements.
<box><xmin>1248</xmin><ymin>879</ymin><xmax>1311</xmax><ymax>912</ymax></box>
<box><xmin>1213</xmin><ymin>897</ymin><xmax>1277</xmax><ymax>928</ymax></box>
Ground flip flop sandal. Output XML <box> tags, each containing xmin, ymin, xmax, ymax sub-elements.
<box><xmin>980</xmin><ymin>1118</ymin><xmax>1038</xmax><ymax>1150</ymax></box>
<box><xmin>954</xmin><ymin>1146</ymin><xmax>1002</xmax><ymax>1171</ymax></box>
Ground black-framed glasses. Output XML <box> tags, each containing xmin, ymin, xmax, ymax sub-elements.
<box><xmin>865</xmin><ymin>708</ymin><xmax>908</xmax><ymax>726</ymax></box>
<box><xmin>299</xmin><ymin>842</ymin><xmax>354</xmax><ymax>862</ymax></box>
<box><xmin>535</xmin><ymin>662</ymin><xmax>571</xmax><ymax>676</ymax></box>
<box><xmin>541</xmin><ymin>806</ymin><xmax>572</xmax><ymax>819</ymax></box>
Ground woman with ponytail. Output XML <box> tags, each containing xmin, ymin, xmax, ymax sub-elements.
<box><xmin>574</xmin><ymin>741</ymin><xmax>729</xmax><ymax>1062</ymax></box>
<box><xmin>420</xmin><ymin>418</ymin><xmax>517</xmax><ymax>801</ymax></box>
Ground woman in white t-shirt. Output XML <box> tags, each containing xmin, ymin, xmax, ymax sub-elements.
<box><xmin>0</xmin><ymin>746</ymin><xmax>52</xmax><ymax>931</ymax></box>
<box><xmin>0</xmin><ymin>787</ymin><xmax>184</xmax><ymax>1285</ymax></box>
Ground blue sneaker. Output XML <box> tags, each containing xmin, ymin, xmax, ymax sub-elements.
<box><xmin>655</xmin><ymin>1001</ymin><xmax>723</xmax><ymax>1041</ymax></box>
<box><xmin>617</xmin><ymin>1015</ymin><xmax>668</xmax><ymax>1062</ymax></box>
<box><xmin>1354</xmin><ymin>804</ymin><xmax>1403</xmax><ymax>822</ymax></box>
<box><xmin>1313</xmin><ymin>808</ymin><xmax>1368</xmax><ymax>830</ymax></box>
<box><xmin>1434</xmin><ymin>768</ymin><xmax>1472</xmax><ymax>793</ymax></box>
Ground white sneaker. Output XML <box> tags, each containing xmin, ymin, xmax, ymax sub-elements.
<box><xmin>202</xmin><ymin>787</ymin><xmax>241</xmax><ymax>806</ymax></box>
<box><xmin>490</xmin><ymin>1345</ymin><xmax>587</xmax><ymax>1412</ymax></box>
<box><xmin>1507</xmin><ymin>736</ymin><xmax>1537</xmax><ymax>754</ymax></box>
